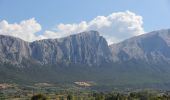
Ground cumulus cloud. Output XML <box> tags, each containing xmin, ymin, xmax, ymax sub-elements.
<box><xmin>43</xmin><ymin>11</ymin><xmax>144</xmax><ymax>44</ymax></box>
<box><xmin>0</xmin><ymin>11</ymin><xmax>145</xmax><ymax>44</ymax></box>
<box><xmin>0</xmin><ymin>18</ymin><xmax>42</xmax><ymax>42</ymax></box>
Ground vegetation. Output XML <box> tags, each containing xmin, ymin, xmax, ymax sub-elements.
<box><xmin>29</xmin><ymin>91</ymin><xmax>170</xmax><ymax>100</ymax></box>
<box><xmin>1</xmin><ymin>83</ymin><xmax>170</xmax><ymax>100</ymax></box>
<box><xmin>2</xmin><ymin>62</ymin><xmax>170</xmax><ymax>89</ymax></box>
<box><xmin>31</xmin><ymin>94</ymin><xmax>47</xmax><ymax>100</ymax></box>
<box><xmin>1</xmin><ymin>86</ymin><xmax>170</xmax><ymax>100</ymax></box>
<box><xmin>67</xmin><ymin>94</ymin><xmax>75</xmax><ymax>100</ymax></box>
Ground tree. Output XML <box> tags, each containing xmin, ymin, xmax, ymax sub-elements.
<box><xmin>31</xmin><ymin>94</ymin><xmax>47</xmax><ymax>100</ymax></box>
<box><xmin>104</xmin><ymin>93</ymin><xmax>116</xmax><ymax>100</ymax></box>
<box><xmin>95</xmin><ymin>93</ymin><xmax>105</xmax><ymax>100</ymax></box>
<box><xmin>0</xmin><ymin>92</ymin><xmax>5</xmax><ymax>100</ymax></box>
<box><xmin>67</xmin><ymin>94</ymin><xmax>74</xmax><ymax>100</ymax></box>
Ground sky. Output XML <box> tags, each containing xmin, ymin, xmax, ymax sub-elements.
<box><xmin>0</xmin><ymin>0</ymin><xmax>170</xmax><ymax>44</ymax></box>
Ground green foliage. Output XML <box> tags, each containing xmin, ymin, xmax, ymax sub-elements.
<box><xmin>31</xmin><ymin>94</ymin><xmax>47</xmax><ymax>100</ymax></box>
<box><xmin>92</xmin><ymin>91</ymin><xmax>170</xmax><ymax>100</ymax></box>
<box><xmin>0</xmin><ymin>92</ymin><xmax>5</xmax><ymax>100</ymax></box>
<box><xmin>104</xmin><ymin>93</ymin><xmax>117</xmax><ymax>100</ymax></box>
<box><xmin>67</xmin><ymin>94</ymin><xmax>75</xmax><ymax>100</ymax></box>
<box><xmin>2</xmin><ymin>61</ymin><xmax>170</xmax><ymax>89</ymax></box>
<box><xmin>94</xmin><ymin>92</ymin><xmax>105</xmax><ymax>100</ymax></box>
<box><xmin>1</xmin><ymin>85</ymin><xmax>170</xmax><ymax>100</ymax></box>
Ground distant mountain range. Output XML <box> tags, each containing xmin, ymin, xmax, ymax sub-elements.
<box><xmin>1</xmin><ymin>29</ymin><xmax>170</xmax><ymax>89</ymax></box>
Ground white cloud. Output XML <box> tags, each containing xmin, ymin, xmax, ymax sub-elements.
<box><xmin>43</xmin><ymin>11</ymin><xmax>144</xmax><ymax>44</ymax></box>
<box><xmin>0</xmin><ymin>11</ymin><xmax>145</xmax><ymax>44</ymax></box>
<box><xmin>0</xmin><ymin>18</ymin><xmax>42</xmax><ymax>42</ymax></box>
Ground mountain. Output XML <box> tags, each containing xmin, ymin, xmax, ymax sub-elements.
<box><xmin>0</xmin><ymin>35</ymin><xmax>30</xmax><ymax>65</ymax></box>
<box><xmin>30</xmin><ymin>31</ymin><xmax>112</xmax><ymax>66</ymax></box>
<box><xmin>110</xmin><ymin>29</ymin><xmax>170</xmax><ymax>65</ymax></box>
<box><xmin>1</xmin><ymin>29</ymin><xmax>170</xmax><ymax>89</ymax></box>
<box><xmin>0</xmin><ymin>31</ymin><xmax>112</xmax><ymax>67</ymax></box>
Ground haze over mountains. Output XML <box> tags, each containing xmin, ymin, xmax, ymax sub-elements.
<box><xmin>1</xmin><ymin>28</ymin><xmax>170</xmax><ymax>88</ymax></box>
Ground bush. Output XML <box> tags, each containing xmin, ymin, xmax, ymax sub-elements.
<box><xmin>67</xmin><ymin>94</ymin><xmax>74</xmax><ymax>100</ymax></box>
<box><xmin>31</xmin><ymin>94</ymin><xmax>47</xmax><ymax>100</ymax></box>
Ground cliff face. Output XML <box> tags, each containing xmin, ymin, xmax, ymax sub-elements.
<box><xmin>30</xmin><ymin>31</ymin><xmax>112</xmax><ymax>65</ymax></box>
<box><xmin>1</xmin><ymin>29</ymin><xmax>170</xmax><ymax>87</ymax></box>
<box><xmin>0</xmin><ymin>31</ymin><xmax>112</xmax><ymax>66</ymax></box>
<box><xmin>0</xmin><ymin>35</ymin><xmax>30</xmax><ymax>65</ymax></box>
<box><xmin>1</xmin><ymin>29</ymin><xmax>170</xmax><ymax>67</ymax></box>
<box><xmin>109</xmin><ymin>29</ymin><xmax>170</xmax><ymax>64</ymax></box>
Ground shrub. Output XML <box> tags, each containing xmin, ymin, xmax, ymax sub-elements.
<box><xmin>31</xmin><ymin>94</ymin><xmax>47</xmax><ymax>100</ymax></box>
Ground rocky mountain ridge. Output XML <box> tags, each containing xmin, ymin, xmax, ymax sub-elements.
<box><xmin>1</xmin><ymin>29</ymin><xmax>170</xmax><ymax>88</ymax></box>
<box><xmin>0</xmin><ymin>31</ymin><xmax>112</xmax><ymax>66</ymax></box>
<box><xmin>109</xmin><ymin>29</ymin><xmax>170</xmax><ymax>64</ymax></box>
<box><xmin>1</xmin><ymin>29</ymin><xmax>170</xmax><ymax>67</ymax></box>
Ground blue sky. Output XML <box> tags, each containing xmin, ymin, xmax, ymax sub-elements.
<box><xmin>0</xmin><ymin>0</ymin><xmax>170</xmax><ymax>31</ymax></box>
<box><xmin>0</xmin><ymin>0</ymin><xmax>170</xmax><ymax>43</ymax></box>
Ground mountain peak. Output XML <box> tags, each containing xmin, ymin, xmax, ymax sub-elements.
<box><xmin>30</xmin><ymin>30</ymin><xmax>112</xmax><ymax>66</ymax></box>
<box><xmin>109</xmin><ymin>28</ymin><xmax>170</xmax><ymax>63</ymax></box>
<box><xmin>69</xmin><ymin>30</ymin><xmax>100</xmax><ymax>39</ymax></box>
<box><xmin>0</xmin><ymin>30</ymin><xmax>111</xmax><ymax>66</ymax></box>
<box><xmin>78</xmin><ymin>30</ymin><xmax>100</xmax><ymax>35</ymax></box>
